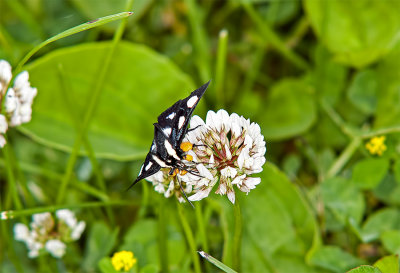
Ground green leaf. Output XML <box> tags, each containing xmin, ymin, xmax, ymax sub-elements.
<box><xmin>304</xmin><ymin>0</ymin><xmax>400</xmax><ymax>68</ymax></box>
<box><xmin>198</xmin><ymin>251</ymin><xmax>237</xmax><ymax>273</ymax></box>
<box><xmin>139</xmin><ymin>264</ymin><xmax>159</xmax><ymax>273</ymax></box>
<box><xmin>394</xmin><ymin>160</ymin><xmax>400</xmax><ymax>184</ymax></box>
<box><xmin>347</xmin><ymin>70</ymin><xmax>378</xmax><ymax>114</ymax></box>
<box><xmin>373</xmin><ymin>255</ymin><xmax>399</xmax><ymax>273</ymax></box>
<box><xmin>120</xmin><ymin>219</ymin><xmax>186</xmax><ymax>270</ymax></box>
<box><xmin>347</xmin><ymin>266</ymin><xmax>382</xmax><ymax>273</ymax></box>
<box><xmin>309</xmin><ymin>245</ymin><xmax>365</xmax><ymax>273</ymax></box>
<box><xmin>381</xmin><ymin>231</ymin><xmax>400</xmax><ymax>255</ymax></box>
<box><xmin>361</xmin><ymin>208</ymin><xmax>400</xmax><ymax>242</ymax></box>
<box><xmin>241</xmin><ymin>162</ymin><xmax>320</xmax><ymax>271</ymax></box>
<box><xmin>23</xmin><ymin>41</ymin><xmax>195</xmax><ymax>160</ymax></box>
<box><xmin>352</xmin><ymin>158</ymin><xmax>389</xmax><ymax>189</ymax></box>
<box><xmin>98</xmin><ymin>257</ymin><xmax>119</xmax><ymax>273</ymax></box>
<box><xmin>82</xmin><ymin>222</ymin><xmax>119</xmax><ymax>271</ymax></box>
<box><xmin>260</xmin><ymin>79</ymin><xmax>316</xmax><ymax>140</ymax></box>
<box><xmin>321</xmin><ymin>177</ymin><xmax>365</xmax><ymax>226</ymax></box>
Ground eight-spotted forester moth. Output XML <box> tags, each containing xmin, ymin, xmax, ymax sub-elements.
<box><xmin>129</xmin><ymin>81</ymin><xmax>210</xmax><ymax>194</ymax></box>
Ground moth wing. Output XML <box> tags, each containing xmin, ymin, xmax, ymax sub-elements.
<box><xmin>129</xmin><ymin>152</ymin><xmax>161</xmax><ymax>189</ymax></box>
<box><xmin>157</xmin><ymin>81</ymin><xmax>210</xmax><ymax>148</ymax></box>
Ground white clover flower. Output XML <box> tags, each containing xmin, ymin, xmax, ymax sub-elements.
<box><xmin>185</xmin><ymin>109</ymin><xmax>266</xmax><ymax>204</ymax></box>
<box><xmin>0</xmin><ymin>114</ymin><xmax>8</xmax><ymax>134</ymax></box>
<box><xmin>0</xmin><ymin>60</ymin><xmax>38</xmax><ymax>148</ymax></box>
<box><xmin>14</xmin><ymin>210</ymin><xmax>85</xmax><ymax>259</ymax></box>
<box><xmin>145</xmin><ymin>109</ymin><xmax>266</xmax><ymax>204</ymax></box>
<box><xmin>45</xmin><ymin>239</ymin><xmax>66</xmax><ymax>258</ymax></box>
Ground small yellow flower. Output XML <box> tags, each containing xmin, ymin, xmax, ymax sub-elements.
<box><xmin>111</xmin><ymin>251</ymin><xmax>137</xmax><ymax>272</ymax></box>
<box><xmin>365</xmin><ymin>136</ymin><xmax>387</xmax><ymax>156</ymax></box>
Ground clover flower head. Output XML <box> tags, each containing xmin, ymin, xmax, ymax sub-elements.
<box><xmin>0</xmin><ymin>60</ymin><xmax>38</xmax><ymax>147</ymax></box>
<box><xmin>146</xmin><ymin>109</ymin><xmax>266</xmax><ymax>204</ymax></box>
<box><xmin>111</xmin><ymin>250</ymin><xmax>137</xmax><ymax>272</ymax></box>
<box><xmin>14</xmin><ymin>209</ymin><xmax>85</xmax><ymax>258</ymax></box>
<box><xmin>366</xmin><ymin>136</ymin><xmax>387</xmax><ymax>156</ymax></box>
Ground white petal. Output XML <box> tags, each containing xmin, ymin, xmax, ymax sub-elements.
<box><xmin>196</xmin><ymin>164</ymin><xmax>214</xmax><ymax>180</ymax></box>
<box><xmin>220</xmin><ymin>166</ymin><xmax>237</xmax><ymax>179</ymax></box>
<box><xmin>56</xmin><ymin>209</ymin><xmax>77</xmax><ymax>228</ymax></box>
<box><xmin>14</xmin><ymin>223</ymin><xmax>30</xmax><ymax>242</ymax></box>
<box><xmin>71</xmin><ymin>221</ymin><xmax>86</xmax><ymax>240</ymax></box>
<box><xmin>164</xmin><ymin>181</ymin><xmax>175</xmax><ymax>198</ymax></box>
<box><xmin>0</xmin><ymin>114</ymin><xmax>8</xmax><ymax>134</ymax></box>
<box><xmin>217</xmin><ymin>109</ymin><xmax>230</xmax><ymax>132</ymax></box>
<box><xmin>230</xmin><ymin>122</ymin><xmax>241</xmax><ymax>138</ymax></box>
<box><xmin>227</xmin><ymin>190</ymin><xmax>236</xmax><ymax>204</ymax></box>
<box><xmin>232</xmin><ymin>174</ymin><xmax>246</xmax><ymax>185</ymax></box>
<box><xmin>209</xmin><ymin>154</ymin><xmax>215</xmax><ymax>164</ymax></box>
<box><xmin>154</xmin><ymin>182</ymin><xmax>165</xmax><ymax>193</ymax></box>
<box><xmin>0</xmin><ymin>135</ymin><xmax>6</xmax><ymax>148</ymax></box>
<box><xmin>45</xmin><ymin>239</ymin><xmax>66</xmax><ymax>258</ymax></box>
<box><xmin>0</xmin><ymin>60</ymin><xmax>12</xmax><ymax>85</ymax></box>
<box><xmin>244</xmin><ymin>177</ymin><xmax>261</xmax><ymax>189</ymax></box>
<box><xmin>188</xmin><ymin>187</ymin><xmax>212</xmax><ymax>201</ymax></box>
<box><xmin>14</xmin><ymin>71</ymin><xmax>29</xmax><ymax>90</ymax></box>
<box><xmin>225</xmin><ymin>144</ymin><xmax>232</xmax><ymax>160</ymax></box>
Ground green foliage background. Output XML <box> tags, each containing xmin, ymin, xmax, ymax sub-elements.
<box><xmin>1</xmin><ymin>0</ymin><xmax>400</xmax><ymax>272</ymax></box>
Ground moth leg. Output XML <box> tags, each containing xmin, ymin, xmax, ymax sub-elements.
<box><xmin>176</xmin><ymin>178</ymin><xmax>194</xmax><ymax>209</ymax></box>
<box><xmin>187</xmin><ymin>125</ymin><xmax>202</xmax><ymax>132</ymax></box>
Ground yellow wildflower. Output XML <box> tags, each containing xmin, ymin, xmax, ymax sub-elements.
<box><xmin>365</xmin><ymin>136</ymin><xmax>387</xmax><ymax>156</ymax></box>
<box><xmin>111</xmin><ymin>251</ymin><xmax>137</xmax><ymax>272</ymax></box>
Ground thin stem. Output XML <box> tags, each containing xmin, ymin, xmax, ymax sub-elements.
<box><xmin>361</xmin><ymin>126</ymin><xmax>400</xmax><ymax>139</ymax></box>
<box><xmin>158</xmin><ymin>197</ymin><xmax>169</xmax><ymax>273</ymax></box>
<box><xmin>195</xmin><ymin>202</ymin><xmax>210</xmax><ymax>272</ymax></box>
<box><xmin>232</xmin><ymin>200</ymin><xmax>242</xmax><ymax>272</ymax></box>
<box><xmin>56</xmin><ymin>7</ymin><xmax>131</xmax><ymax>204</ymax></box>
<box><xmin>177</xmin><ymin>201</ymin><xmax>202</xmax><ymax>273</ymax></box>
<box><xmin>326</xmin><ymin>137</ymin><xmax>361</xmax><ymax>179</ymax></box>
<box><xmin>215</xmin><ymin>29</ymin><xmax>229</xmax><ymax>109</ymax></box>
<box><xmin>14</xmin><ymin>12</ymin><xmax>133</xmax><ymax>74</ymax></box>
<box><xmin>320</xmin><ymin>99</ymin><xmax>357</xmax><ymax>138</ymax></box>
<box><xmin>0</xmin><ymin>200</ymin><xmax>134</xmax><ymax>219</ymax></box>
<box><xmin>185</xmin><ymin>0</ymin><xmax>211</xmax><ymax>83</ymax></box>
<box><xmin>242</xmin><ymin>2</ymin><xmax>309</xmax><ymax>70</ymax></box>
<box><xmin>2</xmin><ymin>141</ymin><xmax>23</xmax><ymax>211</ymax></box>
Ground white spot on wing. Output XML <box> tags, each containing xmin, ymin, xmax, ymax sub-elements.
<box><xmin>163</xmin><ymin>127</ymin><xmax>172</xmax><ymax>137</ymax></box>
<box><xmin>152</xmin><ymin>155</ymin><xmax>168</xmax><ymax>168</ymax></box>
<box><xmin>167</xmin><ymin>112</ymin><xmax>176</xmax><ymax>119</ymax></box>
<box><xmin>164</xmin><ymin>140</ymin><xmax>180</xmax><ymax>160</ymax></box>
<box><xmin>187</xmin><ymin>96</ymin><xmax>198</xmax><ymax>108</ymax></box>
<box><xmin>145</xmin><ymin>161</ymin><xmax>153</xmax><ymax>171</ymax></box>
<box><xmin>151</xmin><ymin>143</ymin><xmax>156</xmax><ymax>151</ymax></box>
<box><xmin>178</xmin><ymin>116</ymin><xmax>185</xmax><ymax>129</ymax></box>
<box><xmin>138</xmin><ymin>164</ymin><xmax>144</xmax><ymax>176</ymax></box>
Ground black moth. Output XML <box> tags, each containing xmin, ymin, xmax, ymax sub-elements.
<box><xmin>129</xmin><ymin>81</ymin><xmax>210</xmax><ymax>193</ymax></box>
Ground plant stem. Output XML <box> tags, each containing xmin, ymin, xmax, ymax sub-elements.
<box><xmin>0</xmin><ymin>200</ymin><xmax>134</xmax><ymax>219</ymax></box>
<box><xmin>177</xmin><ymin>201</ymin><xmax>201</xmax><ymax>273</ymax></box>
<box><xmin>158</xmin><ymin>197</ymin><xmax>169</xmax><ymax>273</ymax></box>
<box><xmin>2</xmin><ymin>141</ymin><xmax>23</xmax><ymax>211</ymax></box>
<box><xmin>195</xmin><ymin>202</ymin><xmax>210</xmax><ymax>272</ymax></box>
<box><xmin>326</xmin><ymin>137</ymin><xmax>361</xmax><ymax>179</ymax></box>
<box><xmin>215</xmin><ymin>29</ymin><xmax>228</xmax><ymax>109</ymax></box>
<box><xmin>232</xmin><ymin>200</ymin><xmax>242</xmax><ymax>272</ymax></box>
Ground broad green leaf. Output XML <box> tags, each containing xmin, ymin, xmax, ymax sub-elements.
<box><xmin>260</xmin><ymin>79</ymin><xmax>316</xmax><ymax>140</ymax></box>
<box><xmin>375</xmin><ymin>42</ymin><xmax>400</xmax><ymax>128</ymax></box>
<box><xmin>82</xmin><ymin>222</ymin><xmax>119</xmax><ymax>271</ymax></box>
<box><xmin>347</xmin><ymin>266</ymin><xmax>382</xmax><ymax>273</ymax></box>
<box><xmin>361</xmin><ymin>208</ymin><xmax>400</xmax><ymax>242</ymax></box>
<box><xmin>321</xmin><ymin>177</ymin><xmax>365</xmax><ymax>226</ymax></box>
<box><xmin>241</xmin><ymin>162</ymin><xmax>320</xmax><ymax>270</ymax></box>
<box><xmin>309</xmin><ymin>245</ymin><xmax>365</xmax><ymax>273</ymax></box>
<box><xmin>373</xmin><ymin>255</ymin><xmax>399</xmax><ymax>273</ymax></box>
<box><xmin>139</xmin><ymin>264</ymin><xmax>159</xmax><ymax>273</ymax></box>
<box><xmin>259</xmin><ymin>0</ymin><xmax>301</xmax><ymax>26</ymax></box>
<box><xmin>352</xmin><ymin>158</ymin><xmax>389</xmax><ymax>189</ymax></box>
<box><xmin>22</xmin><ymin>42</ymin><xmax>195</xmax><ymax>160</ymax></box>
<box><xmin>347</xmin><ymin>70</ymin><xmax>378</xmax><ymax>114</ymax></box>
<box><xmin>98</xmin><ymin>257</ymin><xmax>119</xmax><ymax>273</ymax></box>
<box><xmin>394</xmin><ymin>159</ymin><xmax>400</xmax><ymax>184</ymax></box>
<box><xmin>120</xmin><ymin>219</ymin><xmax>186</xmax><ymax>270</ymax></box>
<box><xmin>373</xmin><ymin>175</ymin><xmax>400</xmax><ymax>206</ymax></box>
<box><xmin>304</xmin><ymin>0</ymin><xmax>400</xmax><ymax>68</ymax></box>
<box><xmin>381</xmin><ymin>231</ymin><xmax>400</xmax><ymax>255</ymax></box>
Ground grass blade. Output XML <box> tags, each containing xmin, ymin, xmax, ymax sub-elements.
<box><xmin>198</xmin><ymin>251</ymin><xmax>238</xmax><ymax>273</ymax></box>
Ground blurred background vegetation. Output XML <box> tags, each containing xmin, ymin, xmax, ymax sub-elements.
<box><xmin>2</xmin><ymin>0</ymin><xmax>400</xmax><ymax>272</ymax></box>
